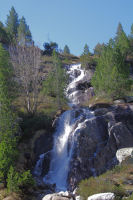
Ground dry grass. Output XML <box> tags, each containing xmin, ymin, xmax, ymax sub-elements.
<box><xmin>82</xmin><ymin>95</ymin><xmax>113</xmax><ymax>108</ymax></box>
<box><xmin>78</xmin><ymin>159</ymin><xmax>133</xmax><ymax>200</ymax></box>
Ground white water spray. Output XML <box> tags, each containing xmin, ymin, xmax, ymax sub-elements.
<box><xmin>34</xmin><ymin>63</ymin><xmax>93</xmax><ymax>191</ymax></box>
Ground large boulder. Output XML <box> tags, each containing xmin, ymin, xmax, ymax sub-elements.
<box><xmin>87</xmin><ymin>193</ymin><xmax>115</xmax><ymax>200</ymax></box>
<box><xmin>116</xmin><ymin>148</ymin><xmax>133</xmax><ymax>163</ymax></box>
<box><xmin>42</xmin><ymin>192</ymin><xmax>74</xmax><ymax>200</ymax></box>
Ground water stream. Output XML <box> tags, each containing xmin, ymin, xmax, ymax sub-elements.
<box><xmin>34</xmin><ymin>63</ymin><xmax>93</xmax><ymax>191</ymax></box>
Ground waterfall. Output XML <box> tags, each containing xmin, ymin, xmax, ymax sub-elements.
<box><xmin>34</xmin><ymin>63</ymin><xmax>93</xmax><ymax>191</ymax></box>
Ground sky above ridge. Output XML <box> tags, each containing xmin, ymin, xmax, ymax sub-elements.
<box><xmin>0</xmin><ymin>0</ymin><xmax>133</xmax><ymax>55</ymax></box>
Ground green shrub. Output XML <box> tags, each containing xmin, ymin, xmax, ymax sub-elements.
<box><xmin>123</xmin><ymin>193</ymin><xmax>133</xmax><ymax>200</ymax></box>
<box><xmin>7</xmin><ymin>166</ymin><xmax>35</xmax><ymax>193</ymax></box>
<box><xmin>113</xmin><ymin>185</ymin><xmax>126</xmax><ymax>200</ymax></box>
<box><xmin>78</xmin><ymin>177</ymin><xmax>113</xmax><ymax>200</ymax></box>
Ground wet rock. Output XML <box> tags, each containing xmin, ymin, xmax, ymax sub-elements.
<box><xmin>89</xmin><ymin>103</ymin><xmax>112</xmax><ymax>111</ymax></box>
<box><xmin>124</xmin><ymin>96</ymin><xmax>133</xmax><ymax>103</ymax></box>
<box><xmin>94</xmin><ymin>108</ymin><xmax>110</xmax><ymax>116</ymax></box>
<box><xmin>87</xmin><ymin>193</ymin><xmax>115</xmax><ymax>200</ymax></box>
<box><xmin>76</xmin><ymin>81</ymin><xmax>92</xmax><ymax>91</ymax></box>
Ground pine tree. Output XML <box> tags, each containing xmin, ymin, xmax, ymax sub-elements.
<box><xmin>0</xmin><ymin>22</ymin><xmax>9</xmax><ymax>45</ymax></box>
<box><xmin>52</xmin><ymin>50</ymin><xmax>67</xmax><ymax>108</ymax></box>
<box><xmin>128</xmin><ymin>24</ymin><xmax>133</xmax><ymax>51</ymax></box>
<box><xmin>115</xmin><ymin>23</ymin><xmax>129</xmax><ymax>55</ymax></box>
<box><xmin>17</xmin><ymin>16</ymin><xmax>32</xmax><ymax>45</ymax></box>
<box><xmin>82</xmin><ymin>44</ymin><xmax>89</xmax><ymax>55</ymax></box>
<box><xmin>0</xmin><ymin>44</ymin><xmax>18</xmax><ymax>182</ymax></box>
<box><xmin>94</xmin><ymin>43</ymin><xmax>105</xmax><ymax>56</ymax></box>
<box><xmin>43</xmin><ymin>50</ymin><xmax>67</xmax><ymax>108</ymax></box>
<box><xmin>91</xmin><ymin>42</ymin><xmax>131</xmax><ymax>99</ymax></box>
<box><xmin>63</xmin><ymin>45</ymin><xmax>70</xmax><ymax>55</ymax></box>
<box><xmin>6</xmin><ymin>6</ymin><xmax>19</xmax><ymax>41</ymax></box>
<box><xmin>116</xmin><ymin>22</ymin><xmax>124</xmax><ymax>38</ymax></box>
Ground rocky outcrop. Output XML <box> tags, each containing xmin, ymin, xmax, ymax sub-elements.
<box><xmin>42</xmin><ymin>191</ymin><xmax>75</xmax><ymax>200</ymax></box>
<box><xmin>116</xmin><ymin>148</ymin><xmax>133</xmax><ymax>163</ymax></box>
<box><xmin>17</xmin><ymin>129</ymin><xmax>53</xmax><ymax>173</ymax></box>
<box><xmin>87</xmin><ymin>193</ymin><xmax>115</xmax><ymax>200</ymax></box>
<box><xmin>68</xmin><ymin>104</ymin><xmax>133</xmax><ymax>190</ymax></box>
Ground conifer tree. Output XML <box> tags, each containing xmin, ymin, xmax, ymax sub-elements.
<box><xmin>0</xmin><ymin>44</ymin><xmax>18</xmax><ymax>182</ymax></box>
<box><xmin>6</xmin><ymin>6</ymin><xmax>19</xmax><ymax>41</ymax></box>
<box><xmin>43</xmin><ymin>50</ymin><xmax>67</xmax><ymax>108</ymax></box>
<box><xmin>63</xmin><ymin>45</ymin><xmax>70</xmax><ymax>55</ymax></box>
<box><xmin>17</xmin><ymin>16</ymin><xmax>32</xmax><ymax>45</ymax></box>
<box><xmin>91</xmin><ymin>41</ymin><xmax>131</xmax><ymax>99</ymax></box>
<box><xmin>82</xmin><ymin>44</ymin><xmax>89</xmax><ymax>55</ymax></box>
<box><xmin>115</xmin><ymin>23</ymin><xmax>129</xmax><ymax>55</ymax></box>
<box><xmin>94</xmin><ymin>43</ymin><xmax>105</xmax><ymax>56</ymax></box>
<box><xmin>0</xmin><ymin>22</ymin><xmax>9</xmax><ymax>45</ymax></box>
<box><xmin>116</xmin><ymin>22</ymin><xmax>124</xmax><ymax>38</ymax></box>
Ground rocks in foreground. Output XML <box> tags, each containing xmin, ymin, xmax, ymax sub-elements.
<box><xmin>42</xmin><ymin>191</ymin><xmax>75</xmax><ymax>200</ymax></box>
<box><xmin>116</xmin><ymin>147</ymin><xmax>133</xmax><ymax>163</ymax></box>
<box><xmin>42</xmin><ymin>192</ymin><xmax>115</xmax><ymax>200</ymax></box>
<box><xmin>87</xmin><ymin>193</ymin><xmax>115</xmax><ymax>200</ymax></box>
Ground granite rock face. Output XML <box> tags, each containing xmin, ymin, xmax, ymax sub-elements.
<box><xmin>68</xmin><ymin>104</ymin><xmax>133</xmax><ymax>190</ymax></box>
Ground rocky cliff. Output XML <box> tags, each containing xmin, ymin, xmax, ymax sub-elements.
<box><xmin>68</xmin><ymin>103</ymin><xmax>133</xmax><ymax>190</ymax></box>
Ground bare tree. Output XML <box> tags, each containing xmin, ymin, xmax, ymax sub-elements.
<box><xmin>9</xmin><ymin>43</ymin><xmax>41</xmax><ymax>115</ymax></box>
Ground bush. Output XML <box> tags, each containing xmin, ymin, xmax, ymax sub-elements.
<box><xmin>91</xmin><ymin>41</ymin><xmax>131</xmax><ymax>100</ymax></box>
<box><xmin>7</xmin><ymin>166</ymin><xmax>35</xmax><ymax>193</ymax></box>
<box><xmin>113</xmin><ymin>185</ymin><xmax>126</xmax><ymax>200</ymax></box>
<box><xmin>78</xmin><ymin>177</ymin><xmax>113</xmax><ymax>200</ymax></box>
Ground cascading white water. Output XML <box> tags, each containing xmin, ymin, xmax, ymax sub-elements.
<box><xmin>44</xmin><ymin>110</ymin><xmax>75</xmax><ymax>190</ymax></box>
<box><xmin>34</xmin><ymin>63</ymin><xmax>93</xmax><ymax>191</ymax></box>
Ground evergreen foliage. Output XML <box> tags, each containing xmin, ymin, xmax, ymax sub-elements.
<box><xmin>91</xmin><ymin>40</ymin><xmax>131</xmax><ymax>99</ymax></box>
<box><xmin>0</xmin><ymin>44</ymin><xmax>18</xmax><ymax>182</ymax></box>
<box><xmin>63</xmin><ymin>45</ymin><xmax>70</xmax><ymax>55</ymax></box>
<box><xmin>0</xmin><ymin>22</ymin><xmax>9</xmax><ymax>45</ymax></box>
<box><xmin>43</xmin><ymin>50</ymin><xmax>67</xmax><ymax>108</ymax></box>
<box><xmin>43</xmin><ymin>42</ymin><xmax>58</xmax><ymax>55</ymax></box>
<box><xmin>94</xmin><ymin>43</ymin><xmax>105</xmax><ymax>56</ymax></box>
<box><xmin>82</xmin><ymin>44</ymin><xmax>89</xmax><ymax>55</ymax></box>
<box><xmin>116</xmin><ymin>22</ymin><xmax>124</xmax><ymax>39</ymax></box>
<box><xmin>7</xmin><ymin>166</ymin><xmax>34</xmax><ymax>193</ymax></box>
<box><xmin>17</xmin><ymin>16</ymin><xmax>32</xmax><ymax>45</ymax></box>
<box><xmin>6</xmin><ymin>6</ymin><xmax>19</xmax><ymax>41</ymax></box>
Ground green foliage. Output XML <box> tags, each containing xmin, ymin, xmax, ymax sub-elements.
<box><xmin>17</xmin><ymin>16</ymin><xmax>32</xmax><ymax>45</ymax></box>
<box><xmin>43</xmin><ymin>50</ymin><xmax>67</xmax><ymax>109</ymax></box>
<box><xmin>91</xmin><ymin>41</ymin><xmax>131</xmax><ymax>99</ymax></box>
<box><xmin>43</xmin><ymin>42</ymin><xmax>58</xmax><ymax>55</ymax></box>
<box><xmin>116</xmin><ymin>22</ymin><xmax>124</xmax><ymax>38</ymax></box>
<box><xmin>0</xmin><ymin>22</ymin><xmax>9</xmax><ymax>45</ymax></box>
<box><xmin>115</xmin><ymin>23</ymin><xmax>129</xmax><ymax>55</ymax></box>
<box><xmin>80</xmin><ymin>54</ymin><xmax>96</xmax><ymax>69</ymax></box>
<box><xmin>128</xmin><ymin>24</ymin><xmax>133</xmax><ymax>52</ymax></box>
<box><xmin>6</xmin><ymin>6</ymin><xmax>19</xmax><ymax>41</ymax></box>
<box><xmin>94</xmin><ymin>43</ymin><xmax>105</xmax><ymax>56</ymax></box>
<box><xmin>43</xmin><ymin>71</ymin><xmax>56</xmax><ymax>97</ymax></box>
<box><xmin>7</xmin><ymin>166</ymin><xmax>35</xmax><ymax>193</ymax></box>
<box><xmin>63</xmin><ymin>45</ymin><xmax>70</xmax><ymax>55</ymax></box>
<box><xmin>78</xmin><ymin>177</ymin><xmax>114</xmax><ymax>200</ymax></box>
<box><xmin>0</xmin><ymin>44</ymin><xmax>18</xmax><ymax>182</ymax></box>
<box><xmin>82</xmin><ymin>43</ymin><xmax>89</xmax><ymax>55</ymax></box>
<box><xmin>124</xmin><ymin>193</ymin><xmax>133</xmax><ymax>200</ymax></box>
<box><xmin>113</xmin><ymin>185</ymin><xmax>126</xmax><ymax>200</ymax></box>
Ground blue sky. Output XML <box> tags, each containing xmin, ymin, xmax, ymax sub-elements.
<box><xmin>0</xmin><ymin>0</ymin><xmax>133</xmax><ymax>55</ymax></box>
